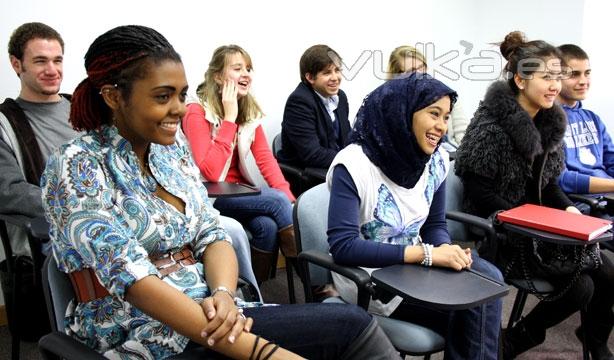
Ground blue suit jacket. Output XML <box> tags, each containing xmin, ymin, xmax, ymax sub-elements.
<box><xmin>279</xmin><ymin>82</ymin><xmax>350</xmax><ymax>168</ymax></box>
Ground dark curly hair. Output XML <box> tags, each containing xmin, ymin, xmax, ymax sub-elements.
<box><xmin>8</xmin><ymin>22</ymin><xmax>64</xmax><ymax>60</ymax></box>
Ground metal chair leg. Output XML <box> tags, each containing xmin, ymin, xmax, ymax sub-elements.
<box><xmin>10</xmin><ymin>261</ymin><xmax>21</xmax><ymax>360</ymax></box>
<box><xmin>507</xmin><ymin>289</ymin><xmax>528</xmax><ymax>329</ymax></box>
<box><xmin>285</xmin><ymin>257</ymin><xmax>296</xmax><ymax>303</ymax></box>
<box><xmin>580</xmin><ymin>309</ymin><xmax>590</xmax><ymax>360</ymax></box>
<box><xmin>11</xmin><ymin>335</ymin><xmax>20</xmax><ymax>360</ymax></box>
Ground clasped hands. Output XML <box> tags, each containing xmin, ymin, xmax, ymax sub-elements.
<box><xmin>200</xmin><ymin>290</ymin><xmax>253</xmax><ymax>347</ymax></box>
<box><xmin>433</xmin><ymin>243</ymin><xmax>473</xmax><ymax>271</ymax></box>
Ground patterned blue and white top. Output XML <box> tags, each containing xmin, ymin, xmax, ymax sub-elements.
<box><xmin>41</xmin><ymin>125</ymin><xmax>231</xmax><ymax>358</ymax></box>
<box><xmin>327</xmin><ymin>144</ymin><xmax>449</xmax><ymax>248</ymax></box>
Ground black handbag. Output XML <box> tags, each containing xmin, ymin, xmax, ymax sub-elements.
<box><xmin>497</xmin><ymin>151</ymin><xmax>604</xmax><ymax>301</ymax></box>
<box><xmin>528</xmin><ymin>239</ymin><xmax>601</xmax><ymax>277</ymax></box>
<box><xmin>516</xmin><ymin>237</ymin><xmax>601</xmax><ymax>301</ymax></box>
<box><xmin>490</xmin><ymin>214</ymin><xmax>603</xmax><ymax>301</ymax></box>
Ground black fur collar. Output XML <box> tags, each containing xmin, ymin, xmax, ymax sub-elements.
<box><xmin>481</xmin><ymin>81</ymin><xmax>567</xmax><ymax>160</ymax></box>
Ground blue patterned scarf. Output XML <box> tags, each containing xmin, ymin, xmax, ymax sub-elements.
<box><xmin>350</xmin><ymin>72</ymin><xmax>457</xmax><ymax>188</ymax></box>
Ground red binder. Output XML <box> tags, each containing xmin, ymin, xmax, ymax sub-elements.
<box><xmin>496</xmin><ymin>204</ymin><xmax>612</xmax><ymax>241</ymax></box>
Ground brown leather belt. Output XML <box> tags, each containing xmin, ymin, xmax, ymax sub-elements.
<box><xmin>68</xmin><ymin>245</ymin><xmax>197</xmax><ymax>303</ymax></box>
<box><xmin>152</xmin><ymin>246</ymin><xmax>197</xmax><ymax>277</ymax></box>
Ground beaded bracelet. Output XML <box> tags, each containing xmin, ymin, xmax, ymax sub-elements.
<box><xmin>420</xmin><ymin>243</ymin><xmax>433</xmax><ymax>267</ymax></box>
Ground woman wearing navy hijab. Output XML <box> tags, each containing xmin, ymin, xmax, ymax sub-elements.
<box><xmin>327</xmin><ymin>72</ymin><xmax>503</xmax><ymax>359</ymax></box>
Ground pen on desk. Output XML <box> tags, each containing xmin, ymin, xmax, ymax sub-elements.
<box><xmin>465</xmin><ymin>267</ymin><xmax>504</xmax><ymax>286</ymax></box>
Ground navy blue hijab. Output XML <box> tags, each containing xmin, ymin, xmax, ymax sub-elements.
<box><xmin>350</xmin><ymin>72</ymin><xmax>457</xmax><ymax>188</ymax></box>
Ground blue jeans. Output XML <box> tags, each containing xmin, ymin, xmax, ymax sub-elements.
<box><xmin>218</xmin><ymin>216</ymin><xmax>261</xmax><ymax>301</ymax></box>
<box><xmin>391</xmin><ymin>251</ymin><xmax>503</xmax><ymax>360</ymax></box>
<box><xmin>244</xmin><ymin>303</ymin><xmax>371</xmax><ymax>358</ymax></box>
<box><xmin>214</xmin><ymin>187</ymin><xmax>293</xmax><ymax>252</ymax></box>
<box><xmin>186</xmin><ymin>303</ymin><xmax>372</xmax><ymax>359</ymax></box>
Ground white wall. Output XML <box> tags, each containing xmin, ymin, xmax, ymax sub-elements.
<box><xmin>0</xmin><ymin>0</ymin><xmax>601</xmax><ymax>306</ymax></box>
<box><xmin>582</xmin><ymin>0</ymin><xmax>614</xmax><ymax>131</ymax></box>
<box><xmin>0</xmin><ymin>0</ymin><xmax>592</xmax><ymax>138</ymax></box>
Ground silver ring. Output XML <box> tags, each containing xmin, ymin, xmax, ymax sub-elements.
<box><xmin>239</xmin><ymin>313</ymin><xmax>247</xmax><ymax>320</ymax></box>
<box><xmin>237</xmin><ymin>308</ymin><xmax>244</xmax><ymax>314</ymax></box>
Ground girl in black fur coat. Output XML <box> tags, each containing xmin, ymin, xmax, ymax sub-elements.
<box><xmin>455</xmin><ymin>31</ymin><xmax>614</xmax><ymax>360</ymax></box>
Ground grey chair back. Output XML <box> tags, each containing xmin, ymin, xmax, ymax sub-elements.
<box><xmin>272</xmin><ymin>133</ymin><xmax>282</xmax><ymax>158</ymax></box>
<box><xmin>42</xmin><ymin>255</ymin><xmax>74</xmax><ymax>332</ymax></box>
<box><xmin>445</xmin><ymin>161</ymin><xmax>470</xmax><ymax>243</ymax></box>
<box><xmin>293</xmin><ymin>183</ymin><xmax>331</xmax><ymax>286</ymax></box>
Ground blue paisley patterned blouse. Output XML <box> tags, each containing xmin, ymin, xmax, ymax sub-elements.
<box><xmin>41</xmin><ymin>125</ymin><xmax>231</xmax><ymax>357</ymax></box>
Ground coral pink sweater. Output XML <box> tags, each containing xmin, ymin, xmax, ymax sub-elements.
<box><xmin>183</xmin><ymin>103</ymin><xmax>295</xmax><ymax>202</ymax></box>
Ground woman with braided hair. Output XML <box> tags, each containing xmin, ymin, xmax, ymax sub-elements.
<box><xmin>41</xmin><ymin>25</ymin><xmax>398</xmax><ymax>360</ymax></box>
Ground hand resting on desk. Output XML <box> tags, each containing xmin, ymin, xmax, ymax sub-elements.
<box><xmin>403</xmin><ymin>243</ymin><xmax>472</xmax><ymax>271</ymax></box>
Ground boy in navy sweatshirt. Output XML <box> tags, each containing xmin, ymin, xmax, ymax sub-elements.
<box><xmin>558</xmin><ymin>44</ymin><xmax>614</xmax><ymax>216</ymax></box>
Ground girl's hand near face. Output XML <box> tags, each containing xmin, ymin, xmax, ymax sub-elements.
<box><xmin>221</xmin><ymin>80</ymin><xmax>239</xmax><ymax>123</ymax></box>
<box><xmin>432</xmin><ymin>243</ymin><xmax>472</xmax><ymax>271</ymax></box>
<box><xmin>200</xmin><ymin>291</ymin><xmax>253</xmax><ymax>347</ymax></box>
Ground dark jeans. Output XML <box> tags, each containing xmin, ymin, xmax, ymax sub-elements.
<box><xmin>214</xmin><ymin>187</ymin><xmax>293</xmax><ymax>252</ymax></box>
<box><xmin>390</xmin><ymin>252</ymin><xmax>503</xmax><ymax>360</ymax></box>
<box><xmin>185</xmin><ymin>303</ymin><xmax>371</xmax><ymax>359</ymax></box>
<box><xmin>522</xmin><ymin>252</ymin><xmax>614</xmax><ymax>344</ymax></box>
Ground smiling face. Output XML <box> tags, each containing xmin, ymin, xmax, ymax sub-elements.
<box><xmin>559</xmin><ymin>58</ymin><xmax>591</xmax><ymax>107</ymax></box>
<box><xmin>306</xmin><ymin>63</ymin><xmax>342</xmax><ymax>98</ymax></box>
<box><xmin>516</xmin><ymin>57</ymin><xmax>562</xmax><ymax>117</ymax></box>
<box><xmin>400</xmin><ymin>56</ymin><xmax>426</xmax><ymax>74</ymax></box>
<box><xmin>112</xmin><ymin>60</ymin><xmax>188</xmax><ymax>157</ymax></box>
<box><xmin>217</xmin><ymin>52</ymin><xmax>252</xmax><ymax>98</ymax></box>
<box><xmin>10</xmin><ymin>38</ymin><xmax>63</xmax><ymax>102</ymax></box>
<box><xmin>412</xmin><ymin>96</ymin><xmax>451</xmax><ymax>155</ymax></box>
